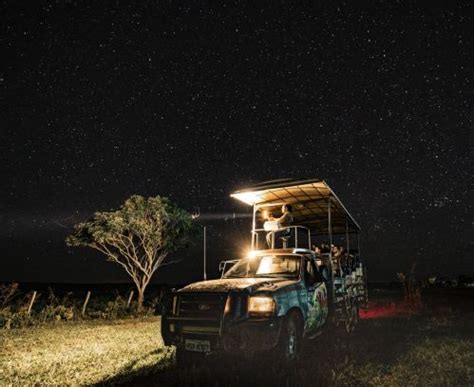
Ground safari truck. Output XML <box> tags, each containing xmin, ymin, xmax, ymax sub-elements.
<box><xmin>161</xmin><ymin>178</ymin><xmax>368</xmax><ymax>364</ymax></box>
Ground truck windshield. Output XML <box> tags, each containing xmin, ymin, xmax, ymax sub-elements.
<box><xmin>223</xmin><ymin>255</ymin><xmax>301</xmax><ymax>279</ymax></box>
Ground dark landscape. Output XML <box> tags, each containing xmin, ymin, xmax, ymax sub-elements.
<box><xmin>2</xmin><ymin>2</ymin><xmax>471</xmax><ymax>386</ymax></box>
<box><xmin>2</xmin><ymin>284</ymin><xmax>473</xmax><ymax>386</ymax></box>
<box><xmin>120</xmin><ymin>287</ymin><xmax>474</xmax><ymax>386</ymax></box>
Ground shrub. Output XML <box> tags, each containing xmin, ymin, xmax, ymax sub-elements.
<box><xmin>103</xmin><ymin>294</ymin><xmax>129</xmax><ymax>319</ymax></box>
<box><xmin>38</xmin><ymin>304</ymin><xmax>76</xmax><ymax>322</ymax></box>
<box><xmin>0</xmin><ymin>282</ymin><xmax>19</xmax><ymax>308</ymax></box>
<box><xmin>0</xmin><ymin>284</ymin><xmax>167</xmax><ymax>329</ymax></box>
<box><xmin>0</xmin><ymin>308</ymin><xmax>13</xmax><ymax>329</ymax></box>
<box><xmin>0</xmin><ymin>309</ymin><xmax>35</xmax><ymax>329</ymax></box>
<box><xmin>9</xmin><ymin>310</ymin><xmax>35</xmax><ymax>328</ymax></box>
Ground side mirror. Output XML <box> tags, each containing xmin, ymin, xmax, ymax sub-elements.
<box><xmin>219</xmin><ymin>261</ymin><xmax>227</xmax><ymax>273</ymax></box>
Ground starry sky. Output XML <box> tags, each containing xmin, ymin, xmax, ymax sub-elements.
<box><xmin>2</xmin><ymin>1</ymin><xmax>472</xmax><ymax>284</ymax></box>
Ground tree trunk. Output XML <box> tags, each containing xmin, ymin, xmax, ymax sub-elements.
<box><xmin>137</xmin><ymin>288</ymin><xmax>145</xmax><ymax>312</ymax></box>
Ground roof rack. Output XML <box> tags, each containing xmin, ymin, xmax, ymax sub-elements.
<box><xmin>231</xmin><ymin>178</ymin><xmax>360</xmax><ymax>235</ymax></box>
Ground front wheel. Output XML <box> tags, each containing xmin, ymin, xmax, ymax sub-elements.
<box><xmin>277</xmin><ymin>312</ymin><xmax>303</xmax><ymax>365</ymax></box>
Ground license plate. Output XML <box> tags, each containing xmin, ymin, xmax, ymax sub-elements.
<box><xmin>185</xmin><ymin>339</ymin><xmax>211</xmax><ymax>353</ymax></box>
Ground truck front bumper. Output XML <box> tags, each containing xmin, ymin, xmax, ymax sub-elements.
<box><xmin>163</xmin><ymin>316</ymin><xmax>283</xmax><ymax>354</ymax></box>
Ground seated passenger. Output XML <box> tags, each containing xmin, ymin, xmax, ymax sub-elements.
<box><xmin>338</xmin><ymin>247</ymin><xmax>349</xmax><ymax>273</ymax></box>
<box><xmin>266</xmin><ymin>204</ymin><xmax>293</xmax><ymax>248</ymax></box>
<box><xmin>320</xmin><ymin>243</ymin><xmax>330</xmax><ymax>254</ymax></box>
<box><xmin>331</xmin><ymin>245</ymin><xmax>342</xmax><ymax>274</ymax></box>
<box><xmin>312</xmin><ymin>244</ymin><xmax>322</xmax><ymax>257</ymax></box>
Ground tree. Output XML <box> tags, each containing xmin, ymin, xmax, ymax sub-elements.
<box><xmin>66</xmin><ymin>195</ymin><xmax>195</xmax><ymax>311</ymax></box>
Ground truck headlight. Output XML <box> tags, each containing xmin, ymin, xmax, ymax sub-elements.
<box><xmin>248</xmin><ymin>296</ymin><xmax>275</xmax><ymax>316</ymax></box>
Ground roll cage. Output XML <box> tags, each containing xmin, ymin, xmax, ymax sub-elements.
<box><xmin>231</xmin><ymin>178</ymin><xmax>365</xmax><ymax>302</ymax></box>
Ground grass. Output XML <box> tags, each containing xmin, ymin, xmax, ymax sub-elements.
<box><xmin>0</xmin><ymin>316</ymin><xmax>172</xmax><ymax>386</ymax></box>
<box><xmin>1</xmin><ymin>289</ymin><xmax>473</xmax><ymax>386</ymax></box>
<box><xmin>329</xmin><ymin>336</ymin><xmax>474</xmax><ymax>386</ymax></box>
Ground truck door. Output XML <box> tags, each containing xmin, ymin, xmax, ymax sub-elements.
<box><xmin>304</xmin><ymin>259</ymin><xmax>329</xmax><ymax>333</ymax></box>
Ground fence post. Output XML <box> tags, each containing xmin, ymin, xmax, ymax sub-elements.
<box><xmin>27</xmin><ymin>291</ymin><xmax>37</xmax><ymax>315</ymax></box>
<box><xmin>82</xmin><ymin>291</ymin><xmax>91</xmax><ymax>317</ymax></box>
<box><xmin>127</xmin><ymin>290</ymin><xmax>134</xmax><ymax>308</ymax></box>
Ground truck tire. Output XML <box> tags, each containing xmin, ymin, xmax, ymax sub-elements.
<box><xmin>350</xmin><ymin>300</ymin><xmax>359</xmax><ymax>332</ymax></box>
<box><xmin>329</xmin><ymin>296</ymin><xmax>358</xmax><ymax>335</ymax></box>
<box><xmin>343</xmin><ymin>298</ymin><xmax>359</xmax><ymax>333</ymax></box>
<box><xmin>277</xmin><ymin>312</ymin><xmax>302</xmax><ymax>365</ymax></box>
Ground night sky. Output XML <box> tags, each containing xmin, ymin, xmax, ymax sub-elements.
<box><xmin>2</xmin><ymin>2</ymin><xmax>472</xmax><ymax>284</ymax></box>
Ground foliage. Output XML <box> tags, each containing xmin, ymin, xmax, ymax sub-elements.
<box><xmin>0</xmin><ymin>282</ymin><xmax>19</xmax><ymax>308</ymax></box>
<box><xmin>102</xmin><ymin>293</ymin><xmax>131</xmax><ymax>319</ymax></box>
<box><xmin>0</xmin><ymin>284</ymin><xmax>166</xmax><ymax>329</ymax></box>
<box><xmin>0</xmin><ymin>308</ymin><xmax>35</xmax><ymax>330</ymax></box>
<box><xmin>66</xmin><ymin>195</ymin><xmax>196</xmax><ymax>309</ymax></box>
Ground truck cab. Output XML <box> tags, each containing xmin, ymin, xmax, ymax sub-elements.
<box><xmin>161</xmin><ymin>179</ymin><xmax>368</xmax><ymax>364</ymax></box>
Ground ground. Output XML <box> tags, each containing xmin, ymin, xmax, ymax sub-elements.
<box><xmin>0</xmin><ymin>317</ymin><xmax>173</xmax><ymax>385</ymax></box>
<box><xmin>1</xmin><ymin>288</ymin><xmax>473</xmax><ymax>386</ymax></box>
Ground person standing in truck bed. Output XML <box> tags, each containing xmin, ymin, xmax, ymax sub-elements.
<box><xmin>266</xmin><ymin>204</ymin><xmax>293</xmax><ymax>247</ymax></box>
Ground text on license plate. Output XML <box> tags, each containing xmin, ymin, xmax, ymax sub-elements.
<box><xmin>185</xmin><ymin>339</ymin><xmax>210</xmax><ymax>352</ymax></box>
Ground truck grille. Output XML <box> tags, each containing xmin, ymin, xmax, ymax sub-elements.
<box><xmin>178</xmin><ymin>293</ymin><xmax>227</xmax><ymax>319</ymax></box>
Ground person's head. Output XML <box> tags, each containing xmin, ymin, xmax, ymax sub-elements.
<box><xmin>282</xmin><ymin>204</ymin><xmax>293</xmax><ymax>213</ymax></box>
<box><xmin>315</xmin><ymin>246</ymin><xmax>321</xmax><ymax>254</ymax></box>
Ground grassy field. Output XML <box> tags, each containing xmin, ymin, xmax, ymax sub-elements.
<box><xmin>1</xmin><ymin>289</ymin><xmax>473</xmax><ymax>386</ymax></box>
<box><xmin>0</xmin><ymin>317</ymin><xmax>172</xmax><ymax>385</ymax></box>
<box><xmin>132</xmin><ymin>290</ymin><xmax>474</xmax><ymax>386</ymax></box>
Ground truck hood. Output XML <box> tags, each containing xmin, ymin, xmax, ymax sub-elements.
<box><xmin>178</xmin><ymin>277</ymin><xmax>297</xmax><ymax>293</ymax></box>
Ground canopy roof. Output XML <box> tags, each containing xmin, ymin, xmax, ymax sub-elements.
<box><xmin>231</xmin><ymin>178</ymin><xmax>360</xmax><ymax>235</ymax></box>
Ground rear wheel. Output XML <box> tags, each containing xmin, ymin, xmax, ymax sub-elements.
<box><xmin>344</xmin><ymin>298</ymin><xmax>359</xmax><ymax>333</ymax></box>
<box><xmin>350</xmin><ymin>300</ymin><xmax>359</xmax><ymax>331</ymax></box>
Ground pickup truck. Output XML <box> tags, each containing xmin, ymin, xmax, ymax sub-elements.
<box><xmin>162</xmin><ymin>248</ymin><xmax>333</xmax><ymax>364</ymax></box>
<box><xmin>161</xmin><ymin>179</ymin><xmax>368</xmax><ymax>365</ymax></box>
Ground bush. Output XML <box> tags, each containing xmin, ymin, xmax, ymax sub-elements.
<box><xmin>103</xmin><ymin>294</ymin><xmax>130</xmax><ymax>319</ymax></box>
<box><xmin>0</xmin><ymin>308</ymin><xmax>13</xmax><ymax>329</ymax></box>
<box><xmin>0</xmin><ymin>288</ymin><xmax>38</xmax><ymax>329</ymax></box>
<box><xmin>0</xmin><ymin>309</ymin><xmax>35</xmax><ymax>329</ymax></box>
<box><xmin>38</xmin><ymin>304</ymin><xmax>75</xmax><ymax>323</ymax></box>
<box><xmin>9</xmin><ymin>310</ymin><xmax>35</xmax><ymax>328</ymax></box>
<box><xmin>0</xmin><ymin>283</ymin><xmax>19</xmax><ymax>308</ymax></box>
<box><xmin>0</xmin><ymin>283</ymin><xmax>166</xmax><ymax>329</ymax></box>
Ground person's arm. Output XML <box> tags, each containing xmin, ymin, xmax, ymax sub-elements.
<box><xmin>277</xmin><ymin>212</ymin><xmax>292</xmax><ymax>227</ymax></box>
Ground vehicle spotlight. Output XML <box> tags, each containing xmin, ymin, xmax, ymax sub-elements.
<box><xmin>247</xmin><ymin>250</ymin><xmax>259</xmax><ymax>260</ymax></box>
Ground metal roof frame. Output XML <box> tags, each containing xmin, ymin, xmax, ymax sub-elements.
<box><xmin>230</xmin><ymin>178</ymin><xmax>361</xmax><ymax>235</ymax></box>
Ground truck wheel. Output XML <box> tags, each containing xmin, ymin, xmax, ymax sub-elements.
<box><xmin>278</xmin><ymin>312</ymin><xmax>302</xmax><ymax>365</ymax></box>
<box><xmin>351</xmin><ymin>300</ymin><xmax>359</xmax><ymax>331</ymax></box>
<box><xmin>345</xmin><ymin>299</ymin><xmax>359</xmax><ymax>333</ymax></box>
